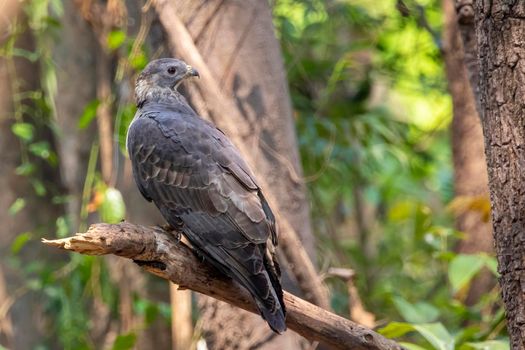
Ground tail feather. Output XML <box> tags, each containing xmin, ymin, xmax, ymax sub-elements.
<box><xmin>255</xmin><ymin>286</ymin><xmax>287</xmax><ymax>333</ymax></box>
<box><xmin>258</xmin><ymin>249</ymin><xmax>286</xmax><ymax>333</ymax></box>
<box><xmin>181</xmin><ymin>226</ymin><xmax>286</xmax><ymax>333</ymax></box>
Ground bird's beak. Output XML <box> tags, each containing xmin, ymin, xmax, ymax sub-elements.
<box><xmin>186</xmin><ymin>65</ymin><xmax>200</xmax><ymax>78</ymax></box>
<box><xmin>174</xmin><ymin>65</ymin><xmax>200</xmax><ymax>90</ymax></box>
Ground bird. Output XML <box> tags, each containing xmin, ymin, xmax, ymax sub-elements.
<box><xmin>126</xmin><ymin>58</ymin><xmax>286</xmax><ymax>333</ymax></box>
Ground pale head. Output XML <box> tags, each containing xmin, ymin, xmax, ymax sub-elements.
<box><xmin>135</xmin><ymin>58</ymin><xmax>199</xmax><ymax>106</ymax></box>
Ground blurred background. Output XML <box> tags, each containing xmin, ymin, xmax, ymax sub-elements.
<box><xmin>0</xmin><ymin>0</ymin><xmax>506</xmax><ymax>349</ymax></box>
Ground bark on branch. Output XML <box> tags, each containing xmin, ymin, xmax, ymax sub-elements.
<box><xmin>42</xmin><ymin>222</ymin><xmax>401</xmax><ymax>350</ymax></box>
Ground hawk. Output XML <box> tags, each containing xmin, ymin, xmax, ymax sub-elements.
<box><xmin>126</xmin><ymin>58</ymin><xmax>286</xmax><ymax>333</ymax></box>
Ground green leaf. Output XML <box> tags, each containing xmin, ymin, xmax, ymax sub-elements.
<box><xmin>29</xmin><ymin>142</ymin><xmax>51</xmax><ymax>159</ymax></box>
<box><xmin>482</xmin><ymin>255</ymin><xmax>499</xmax><ymax>276</ymax></box>
<box><xmin>78</xmin><ymin>100</ymin><xmax>100</xmax><ymax>129</ymax></box>
<box><xmin>392</xmin><ymin>296</ymin><xmax>439</xmax><ymax>323</ymax></box>
<box><xmin>399</xmin><ymin>343</ymin><xmax>428</xmax><ymax>350</ymax></box>
<box><xmin>462</xmin><ymin>340</ymin><xmax>509</xmax><ymax>350</ymax></box>
<box><xmin>111</xmin><ymin>333</ymin><xmax>136</xmax><ymax>350</ymax></box>
<box><xmin>31</xmin><ymin>179</ymin><xmax>47</xmax><ymax>196</ymax></box>
<box><xmin>11</xmin><ymin>48</ymin><xmax>40</xmax><ymax>62</ymax></box>
<box><xmin>56</xmin><ymin>216</ymin><xmax>69</xmax><ymax>238</ymax></box>
<box><xmin>378</xmin><ymin>322</ymin><xmax>415</xmax><ymax>338</ymax></box>
<box><xmin>11</xmin><ymin>122</ymin><xmax>34</xmax><ymax>142</ymax></box>
<box><xmin>11</xmin><ymin>232</ymin><xmax>32</xmax><ymax>254</ymax></box>
<box><xmin>107</xmin><ymin>30</ymin><xmax>126</xmax><ymax>50</ymax></box>
<box><xmin>412</xmin><ymin>323</ymin><xmax>454</xmax><ymax>350</ymax></box>
<box><xmin>9</xmin><ymin>198</ymin><xmax>26</xmax><ymax>215</ymax></box>
<box><xmin>16</xmin><ymin>163</ymin><xmax>36</xmax><ymax>176</ymax></box>
<box><xmin>381</xmin><ymin>322</ymin><xmax>455</xmax><ymax>350</ymax></box>
<box><xmin>448</xmin><ymin>254</ymin><xmax>485</xmax><ymax>292</ymax></box>
<box><xmin>100</xmin><ymin>187</ymin><xmax>126</xmax><ymax>224</ymax></box>
<box><xmin>130</xmin><ymin>50</ymin><xmax>148</xmax><ymax>70</ymax></box>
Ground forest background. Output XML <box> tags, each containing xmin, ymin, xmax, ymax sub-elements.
<box><xmin>0</xmin><ymin>0</ymin><xmax>509</xmax><ymax>349</ymax></box>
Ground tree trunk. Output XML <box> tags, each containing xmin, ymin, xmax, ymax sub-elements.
<box><xmin>473</xmin><ymin>1</ymin><xmax>525</xmax><ymax>347</ymax></box>
<box><xmin>156</xmin><ymin>0</ymin><xmax>319</xmax><ymax>348</ymax></box>
<box><xmin>442</xmin><ymin>0</ymin><xmax>494</xmax><ymax>304</ymax></box>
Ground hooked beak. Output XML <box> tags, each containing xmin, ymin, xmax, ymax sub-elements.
<box><xmin>186</xmin><ymin>65</ymin><xmax>199</xmax><ymax>78</ymax></box>
<box><xmin>174</xmin><ymin>65</ymin><xmax>200</xmax><ymax>90</ymax></box>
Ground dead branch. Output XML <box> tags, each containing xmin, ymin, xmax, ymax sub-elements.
<box><xmin>42</xmin><ymin>222</ymin><xmax>402</xmax><ymax>350</ymax></box>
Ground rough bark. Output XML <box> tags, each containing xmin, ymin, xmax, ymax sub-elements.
<box><xmin>473</xmin><ymin>1</ymin><xmax>525</xmax><ymax>347</ymax></box>
<box><xmin>0</xmin><ymin>4</ymin><xmax>63</xmax><ymax>349</ymax></box>
<box><xmin>42</xmin><ymin>222</ymin><xmax>403</xmax><ymax>350</ymax></box>
<box><xmin>151</xmin><ymin>1</ymin><xmax>328</xmax><ymax>348</ymax></box>
<box><xmin>443</xmin><ymin>0</ymin><xmax>494</xmax><ymax>304</ymax></box>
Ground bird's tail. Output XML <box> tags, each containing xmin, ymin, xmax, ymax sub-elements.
<box><xmin>253</xmin><ymin>251</ymin><xmax>286</xmax><ymax>333</ymax></box>
<box><xmin>181</xmin><ymin>227</ymin><xmax>286</xmax><ymax>332</ymax></box>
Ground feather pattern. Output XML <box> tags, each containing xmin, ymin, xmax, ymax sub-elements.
<box><xmin>127</xmin><ymin>100</ymin><xmax>285</xmax><ymax>332</ymax></box>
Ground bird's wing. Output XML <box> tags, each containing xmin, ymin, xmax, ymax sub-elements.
<box><xmin>127</xmin><ymin>111</ymin><xmax>285</xmax><ymax>329</ymax></box>
<box><xmin>127</xmin><ymin>109</ymin><xmax>275</xmax><ymax>244</ymax></box>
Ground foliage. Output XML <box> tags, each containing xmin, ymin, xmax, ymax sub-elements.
<box><xmin>274</xmin><ymin>0</ymin><xmax>506</xmax><ymax>348</ymax></box>
<box><xmin>1</xmin><ymin>0</ymin><xmax>507</xmax><ymax>348</ymax></box>
<box><xmin>2</xmin><ymin>1</ymin><xmax>157</xmax><ymax>349</ymax></box>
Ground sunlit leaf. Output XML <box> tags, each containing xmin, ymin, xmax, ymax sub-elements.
<box><xmin>482</xmin><ymin>255</ymin><xmax>498</xmax><ymax>276</ymax></box>
<box><xmin>8</xmin><ymin>198</ymin><xmax>26</xmax><ymax>215</ymax></box>
<box><xmin>11</xmin><ymin>232</ymin><xmax>32</xmax><ymax>254</ymax></box>
<box><xmin>31</xmin><ymin>178</ymin><xmax>47</xmax><ymax>196</ymax></box>
<box><xmin>462</xmin><ymin>340</ymin><xmax>509</xmax><ymax>350</ymax></box>
<box><xmin>448</xmin><ymin>254</ymin><xmax>486</xmax><ymax>292</ymax></box>
<box><xmin>15</xmin><ymin>162</ymin><xmax>36</xmax><ymax>176</ymax></box>
<box><xmin>388</xmin><ymin>200</ymin><xmax>415</xmax><ymax>221</ymax></box>
<box><xmin>378</xmin><ymin>322</ymin><xmax>415</xmax><ymax>338</ymax></box>
<box><xmin>99</xmin><ymin>187</ymin><xmax>126</xmax><ymax>224</ymax></box>
<box><xmin>78</xmin><ymin>100</ymin><xmax>100</xmax><ymax>129</ymax></box>
<box><xmin>130</xmin><ymin>50</ymin><xmax>148</xmax><ymax>70</ymax></box>
<box><xmin>412</xmin><ymin>323</ymin><xmax>454</xmax><ymax>350</ymax></box>
<box><xmin>11</xmin><ymin>48</ymin><xmax>40</xmax><ymax>62</ymax></box>
<box><xmin>107</xmin><ymin>30</ymin><xmax>126</xmax><ymax>50</ymax></box>
<box><xmin>12</xmin><ymin>122</ymin><xmax>34</xmax><ymax>142</ymax></box>
<box><xmin>392</xmin><ymin>296</ymin><xmax>439</xmax><ymax>323</ymax></box>
<box><xmin>380</xmin><ymin>322</ymin><xmax>454</xmax><ymax>350</ymax></box>
<box><xmin>400</xmin><ymin>343</ymin><xmax>428</xmax><ymax>350</ymax></box>
<box><xmin>29</xmin><ymin>141</ymin><xmax>51</xmax><ymax>159</ymax></box>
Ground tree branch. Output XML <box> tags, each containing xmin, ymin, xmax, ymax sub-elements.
<box><xmin>42</xmin><ymin>222</ymin><xmax>402</xmax><ymax>350</ymax></box>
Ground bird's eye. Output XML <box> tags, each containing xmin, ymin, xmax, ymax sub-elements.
<box><xmin>167</xmin><ymin>66</ymin><xmax>177</xmax><ymax>75</ymax></box>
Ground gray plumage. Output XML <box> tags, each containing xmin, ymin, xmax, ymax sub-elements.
<box><xmin>126</xmin><ymin>58</ymin><xmax>286</xmax><ymax>333</ymax></box>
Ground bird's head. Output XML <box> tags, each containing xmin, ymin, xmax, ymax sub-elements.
<box><xmin>135</xmin><ymin>58</ymin><xmax>199</xmax><ymax>105</ymax></box>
